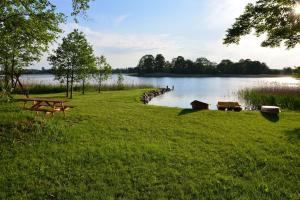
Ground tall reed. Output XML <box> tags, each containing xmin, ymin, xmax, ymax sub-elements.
<box><xmin>12</xmin><ymin>83</ymin><xmax>154</xmax><ymax>94</ymax></box>
<box><xmin>238</xmin><ymin>84</ymin><xmax>300</xmax><ymax>110</ymax></box>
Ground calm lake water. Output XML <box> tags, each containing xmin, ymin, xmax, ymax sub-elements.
<box><xmin>21</xmin><ymin>74</ymin><xmax>300</xmax><ymax>110</ymax></box>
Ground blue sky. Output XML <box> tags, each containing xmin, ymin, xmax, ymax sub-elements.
<box><xmin>37</xmin><ymin>0</ymin><xmax>300</xmax><ymax>69</ymax></box>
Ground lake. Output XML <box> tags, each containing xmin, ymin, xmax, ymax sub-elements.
<box><xmin>21</xmin><ymin>74</ymin><xmax>299</xmax><ymax>110</ymax></box>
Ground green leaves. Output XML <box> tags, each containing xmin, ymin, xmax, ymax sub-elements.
<box><xmin>71</xmin><ymin>0</ymin><xmax>93</xmax><ymax>22</ymax></box>
<box><xmin>0</xmin><ymin>0</ymin><xmax>65</xmax><ymax>89</ymax></box>
<box><xmin>48</xmin><ymin>29</ymin><xmax>96</xmax><ymax>97</ymax></box>
<box><xmin>95</xmin><ymin>55</ymin><xmax>112</xmax><ymax>93</ymax></box>
<box><xmin>224</xmin><ymin>0</ymin><xmax>300</xmax><ymax>49</ymax></box>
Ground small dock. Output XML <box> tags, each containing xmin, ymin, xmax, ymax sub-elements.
<box><xmin>141</xmin><ymin>86</ymin><xmax>173</xmax><ymax>104</ymax></box>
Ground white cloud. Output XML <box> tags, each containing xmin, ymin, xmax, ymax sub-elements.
<box><xmin>34</xmin><ymin>23</ymin><xmax>187</xmax><ymax>69</ymax></box>
<box><xmin>114</xmin><ymin>14</ymin><xmax>129</xmax><ymax>25</ymax></box>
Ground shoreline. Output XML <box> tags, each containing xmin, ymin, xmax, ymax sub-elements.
<box><xmin>127</xmin><ymin>73</ymin><xmax>291</xmax><ymax>78</ymax></box>
<box><xmin>13</xmin><ymin>73</ymin><xmax>293</xmax><ymax>78</ymax></box>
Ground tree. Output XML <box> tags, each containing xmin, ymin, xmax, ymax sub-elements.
<box><xmin>217</xmin><ymin>60</ymin><xmax>234</xmax><ymax>74</ymax></box>
<box><xmin>137</xmin><ymin>55</ymin><xmax>155</xmax><ymax>73</ymax></box>
<box><xmin>172</xmin><ymin>56</ymin><xmax>186</xmax><ymax>73</ymax></box>
<box><xmin>0</xmin><ymin>1</ymin><xmax>64</xmax><ymax>92</ymax></box>
<box><xmin>49</xmin><ymin>45</ymin><xmax>70</xmax><ymax>97</ymax></box>
<box><xmin>224</xmin><ymin>0</ymin><xmax>300</xmax><ymax>48</ymax></box>
<box><xmin>48</xmin><ymin>29</ymin><xmax>95</xmax><ymax>99</ymax></box>
<box><xmin>95</xmin><ymin>55</ymin><xmax>112</xmax><ymax>93</ymax></box>
<box><xmin>185</xmin><ymin>59</ymin><xmax>195</xmax><ymax>73</ymax></box>
<box><xmin>294</xmin><ymin>67</ymin><xmax>300</xmax><ymax>77</ymax></box>
<box><xmin>117</xmin><ymin>73</ymin><xmax>124</xmax><ymax>88</ymax></box>
<box><xmin>0</xmin><ymin>0</ymin><xmax>92</xmax><ymax>94</ymax></box>
<box><xmin>77</xmin><ymin>47</ymin><xmax>96</xmax><ymax>95</ymax></box>
<box><xmin>0</xmin><ymin>0</ymin><xmax>91</xmax><ymax>24</ymax></box>
<box><xmin>154</xmin><ymin>54</ymin><xmax>166</xmax><ymax>72</ymax></box>
<box><xmin>195</xmin><ymin>57</ymin><xmax>216</xmax><ymax>74</ymax></box>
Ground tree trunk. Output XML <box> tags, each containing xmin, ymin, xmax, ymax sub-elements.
<box><xmin>70</xmin><ymin>70</ymin><xmax>74</xmax><ymax>99</ymax></box>
<box><xmin>16</xmin><ymin>76</ymin><xmax>29</xmax><ymax>98</ymax></box>
<box><xmin>66</xmin><ymin>73</ymin><xmax>69</xmax><ymax>98</ymax></box>
<box><xmin>82</xmin><ymin>79</ymin><xmax>85</xmax><ymax>95</ymax></box>
<box><xmin>11</xmin><ymin>53</ymin><xmax>15</xmax><ymax>89</ymax></box>
<box><xmin>98</xmin><ymin>79</ymin><xmax>101</xmax><ymax>93</ymax></box>
<box><xmin>4</xmin><ymin>57</ymin><xmax>9</xmax><ymax>89</ymax></box>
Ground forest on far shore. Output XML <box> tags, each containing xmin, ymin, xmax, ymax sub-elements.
<box><xmin>114</xmin><ymin>54</ymin><xmax>296</xmax><ymax>75</ymax></box>
<box><xmin>2</xmin><ymin>55</ymin><xmax>297</xmax><ymax>76</ymax></box>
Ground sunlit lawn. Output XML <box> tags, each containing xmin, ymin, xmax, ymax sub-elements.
<box><xmin>0</xmin><ymin>89</ymin><xmax>299</xmax><ymax>199</ymax></box>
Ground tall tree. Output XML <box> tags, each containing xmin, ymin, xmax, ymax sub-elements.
<box><xmin>0</xmin><ymin>0</ymin><xmax>92</xmax><ymax>93</ymax></box>
<box><xmin>224</xmin><ymin>0</ymin><xmax>300</xmax><ymax>48</ymax></box>
<box><xmin>154</xmin><ymin>54</ymin><xmax>166</xmax><ymax>72</ymax></box>
<box><xmin>48</xmin><ymin>40</ymin><xmax>72</xmax><ymax>98</ymax></box>
<box><xmin>172</xmin><ymin>56</ymin><xmax>186</xmax><ymax>73</ymax></box>
<box><xmin>0</xmin><ymin>1</ymin><xmax>64</xmax><ymax>92</ymax></box>
<box><xmin>217</xmin><ymin>60</ymin><xmax>234</xmax><ymax>74</ymax></box>
<box><xmin>137</xmin><ymin>55</ymin><xmax>155</xmax><ymax>73</ymax></box>
<box><xmin>294</xmin><ymin>66</ymin><xmax>300</xmax><ymax>77</ymax></box>
<box><xmin>95</xmin><ymin>56</ymin><xmax>112</xmax><ymax>93</ymax></box>
<box><xmin>48</xmin><ymin>29</ymin><xmax>95</xmax><ymax>98</ymax></box>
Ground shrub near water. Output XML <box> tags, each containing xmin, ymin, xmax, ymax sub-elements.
<box><xmin>239</xmin><ymin>85</ymin><xmax>300</xmax><ymax>110</ymax></box>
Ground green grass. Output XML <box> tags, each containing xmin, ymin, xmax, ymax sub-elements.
<box><xmin>0</xmin><ymin>90</ymin><xmax>299</xmax><ymax>199</ymax></box>
<box><xmin>239</xmin><ymin>85</ymin><xmax>300</xmax><ymax>110</ymax></box>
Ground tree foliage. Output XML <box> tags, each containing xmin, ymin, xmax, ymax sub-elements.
<box><xmin>0</xmin><ymin>0</ymin><xmax>64</xmax><ymax>91</ymax></box>
<box><xmin>48</xmin><ymin>29</ymin><xmax>96</xmax><ymax>98</ymax></box>
<box><xmin>0</xmin><ymin>0</ymin><xmax>92</xmax><ymax>94</ymax></box>
<box><xmin>95</xmin><ymin>55</ymin><xmax>112</xmax><ymax>93</ymax></box>
<box><xmin>154</xmin><ymin>54</ymin><xmax>166</xmax><ymax>72</ymax></box>
<box><xmin>224</xmin><ymin>0</ymin><xmax>300</xmax><ymax>48</ymax></box>
<box><xmin>137</xmin><ymin>55</ymin><xmax>155</xmax><ymax>74</ymax></box>
<box><xmin>0</xmin><ymin>0</ymin><xmax>92</xmax><ymax>24</ymax></box>
<box><xmin>127</xmin><ymin>54</ymin><xmax>278</xmax><ymax>75</ymax></box>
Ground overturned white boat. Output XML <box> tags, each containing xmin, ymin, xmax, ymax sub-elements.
<box><xmin>261</xmin><ymin>106</ymin><xmax>281</xmax><ymax>114</ymax></box>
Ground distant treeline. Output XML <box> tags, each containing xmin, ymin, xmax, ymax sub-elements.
<box><xmin>0</xmin><ymin>68</ymin><xmax>52</xmax><ymax>75</ymax></box>
<box><xmin>113</xmin><ymin>54</ymin><xmax>295</xmax><ymax>75</ymax></box>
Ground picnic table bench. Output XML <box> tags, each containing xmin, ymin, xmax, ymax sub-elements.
<box><xmin>19</xmin><ymin>98</ymin><xmax>73</xmax><ymax>116</ymax></box>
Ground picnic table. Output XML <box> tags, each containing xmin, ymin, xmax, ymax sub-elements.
<box><xmin>20</xmin><ymin>98</ymin><xmax>72</xmax><ymax>116</ymax></box>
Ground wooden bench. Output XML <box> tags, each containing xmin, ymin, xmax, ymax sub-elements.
<box><xmin>217</xmin><ymin>101</ymin><xmax>242</xmax><ymax>112</ymax></box>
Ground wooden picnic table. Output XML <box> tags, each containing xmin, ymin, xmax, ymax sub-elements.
<box><xmin>20</xmin><ymin>98</ymin><xmax>72</xmax><ymax>116</ymax></box>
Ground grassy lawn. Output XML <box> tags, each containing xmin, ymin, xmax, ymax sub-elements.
<box><xmin>0</xmin><ymin>89</ymin><xmax>299</xmax><ymax>199</ymax></box>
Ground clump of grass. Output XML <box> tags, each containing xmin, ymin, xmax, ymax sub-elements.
<box><xmin>12</xmin><ymin>83</ymin><xmax>154</xmax><ymax>94</ymax></box>
<box><xmin>238</xmin><ymin>85</ymin><xmax>300</xmax><ymax>110</ymax></box>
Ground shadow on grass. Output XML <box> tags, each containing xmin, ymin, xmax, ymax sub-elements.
<box><xmin>285</xmin><ymin>128</ymin><xmax>300</xmax><ymax>143</ymax></box>
<box><xmin>178</xmin><ymin>109</ymin><xmax>199</xmax><ymax>116</ymax></box>
<box><xmin>260</xmin><ymin>112</ymin><xmax>280</xmax><ymax>123</ymax></box>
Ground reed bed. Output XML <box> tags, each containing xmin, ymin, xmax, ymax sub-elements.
<box><xmin>238</xmin><ymin>84</ymin><xmax>300</xmax><ymax>110</ymax></box>
<box><xmin>7</xmin><ymin>83</ymin><xmax>154</xmax><ymax>94</ymax></box>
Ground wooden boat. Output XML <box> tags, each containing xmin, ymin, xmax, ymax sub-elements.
<box><xmin>191</xmin><ymin>100</ymin><xmax>209</xmax><ymax>110</ymax></box>
<box><xmin>217</xmin><ymin>101</ymin><xmax>242</xmax><ymax>112</ymax></box>
<box><xmin>261</xmin><ymin>106</ymin><xmax>281</xmax><ymax>114</ymax></box>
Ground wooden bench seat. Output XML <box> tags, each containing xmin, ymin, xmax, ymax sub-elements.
<box><xmin>217</xmin><ymin>101</ymin><xmax>242</xmax><ymax>112</ymax></box>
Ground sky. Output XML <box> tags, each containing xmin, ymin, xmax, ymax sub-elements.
<box><xmin>36</xmin><ymin>0</ymin><xmax>300</xmax><ymax>69</ymax></box>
